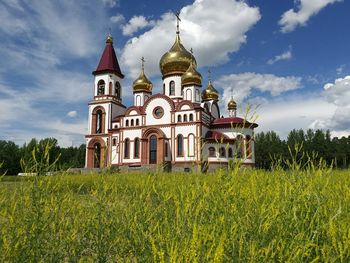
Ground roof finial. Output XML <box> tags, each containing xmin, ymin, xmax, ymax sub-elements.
<box><xmin>208</xmin><ymin>68</ymin><xmax>212</xmax><ymax>83</ymax></box>
<box><xmin>141</xmin><ymin>56</ymin><xmax>145</xmax><ymax>71</ymax></box>
<box><xmin>106</xmin><ymin>28</ymin><xmax>113</xmax><ymax>44</ymax></box>
<box><xmin>175</xmin><ymin>11</ymin><xmax>181</xmax><ymax>35</ymax></box>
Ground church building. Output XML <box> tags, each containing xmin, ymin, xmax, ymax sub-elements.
<box><xmin>85</xmin><ymin>18</ymin><xmax>258</xmax><ymax>171</ymax></box>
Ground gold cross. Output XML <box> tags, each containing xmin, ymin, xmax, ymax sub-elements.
<box><xmin>141</xmin><ymin>57</ymin><xmax>145</xmax><ymax>70</ymax></box>
<box><xmin>175</xmin><ymin>11</ymin><xmax>181</xmax><ymax>33</ymax></box>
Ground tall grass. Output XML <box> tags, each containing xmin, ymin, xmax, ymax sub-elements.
<box><xmin>1</xmin><ymin>167</ymin><xmax>350</xmax><ymax>262</ymax></box>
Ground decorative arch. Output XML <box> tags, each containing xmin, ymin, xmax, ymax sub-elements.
<box><xmin>175</xmin><ymin>100</ymin><xmax>194</xmax><ymax>111</ymax></box>
<box><xmin>86</xmin><ymin>137</ymin><xmax>106</xmax><ymax>168</ymax></box>
<box><xmin>125</xmin><ymin>106</ymin><xmax>142</xmax><ymax>116</ymax></box>
<box><xmin>141</xmin><ymin>94</ymin><xmax>175</xmax><ymax>114</ymax></box>
<box><xmin>91</xmin><ymin>106</ymin><xmax>106</xmax><ymax>134</ymax></box>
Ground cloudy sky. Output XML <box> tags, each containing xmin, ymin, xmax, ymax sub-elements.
<box><xmin>0</xmin><ymin>0</ymin><xmax>349</xmax><ymax>146</ymax></box>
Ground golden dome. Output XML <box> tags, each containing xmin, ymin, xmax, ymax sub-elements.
<box><xmin>181</xmin><ymin>60</ymin><xmax>202</xmax><ymax>87</ymax></box>
<box><xmin>159</xmin><ymin>33</ymin><xmax>196</xmax><ymax>78</ymax></box>
<box><xmin>133</xmin><ymin>59</ymin><xmax>152</xmax><ymax>93</ymax></box>
<box><xmin>228</xmin><ymin>97</ymin><xmax>237</xmax><ymax>110</ymax></box>
<box><xmin>202</xmin><ymin>80</ymin><xmax>219</xmax><ymax>101</ymax></box>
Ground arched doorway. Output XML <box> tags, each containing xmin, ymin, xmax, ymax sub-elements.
<box><xmin>149</xmin><ymin>135</ymin><xmax>157</xmax><ymax>164</ymax></box>
<box><xmin>86</xmin><ymin>138</ymin><xmax>106</xmax><ymax>168</ymax></box>
<box><xmin>141</xmin><ymin>128</ymin><xmax>165</xmax><ymax>165</ymax></box>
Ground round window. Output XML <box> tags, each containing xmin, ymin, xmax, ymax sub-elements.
<box><xmin>153</xmin><ymin>107</ymin><xmax>164</xmax><ymax>118</ymax></box>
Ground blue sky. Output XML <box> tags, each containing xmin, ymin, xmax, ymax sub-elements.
<box><xmin>0</xmin><ymin>0</ymin><xmax>349</xmax><ymax>146</ymax></box>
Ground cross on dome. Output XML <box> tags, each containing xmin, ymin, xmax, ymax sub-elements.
<box><xmin>175</xmin><ymin>11</ymin><xmax>181</xmax><ymax>34</ymax></box>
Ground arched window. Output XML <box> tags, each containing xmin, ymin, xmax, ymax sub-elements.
<box><xmin>219</xmin><ymin>147</ymin><xmax>226</xmax><ymax>158</ymax></box>
<box><xmin>164</xmin><ymin>141</ymin><xmax>168</xmax><ymax>157</ymax></box>
<box><xmin>97</xmin><ymin>80</ymin><xmax>105</xmax><ymax>95</ymax></box>
<box><xmin>228</xmin><ymin>148</ymin><xmax>233</xmax><ymax>158</ymax></box>
<box><xmin>195</xmin><ymin>89</ymin><xmax>200</xmax><ymax>102</ymax></box>
<box><xmin>236</xmin><ymin>135</ymin><xmax>243</xmax><ymax>159</ymax></box>
<box><xmin>124</xmin><ymin>138</ymin><xmax>130</xmax><ymax>158</ymax></box>
<box><xmin>131</xmin><ymin>119</ymin><xmax>134</xmax><ymax>126</ymax></box>
<box><xmin>136</xmin><ymin>119</ymin><xmax>139</xmax><ymax>126</ymax></box>
<box><xmin>246</xmin><ymin>135</ymin><xmax>252</xmax><ymax>159</ymax></box>
<box><xmin>177</xmin><ymin>115</ymin><xmax>182</xmax><ymax>122</ymax></box>
<box><xmin>115</xmin><ymin>81</ymin><xmax>121</xmax><ymax>99</ymax></box>
<box><xmin>189</xmin><ymin>114</ymin><xmax>193</xmax><ymax>121</ymax></box>
<box><xmin>96</xmin><ymin>110</ymin><xmax>103</xmax><ymax>134</ymax></box>
<box><xmin>134</xmin><ymin>138</ymin><xmax>140</xmax><ymax>158</ymax></box>
<box><xmin>177</xmin><ymin>134</ymin><xmax>183</xmax><ymax>157</ymax></box>
<box><xmin>112</xmin><ymin>138</ymin><xmax>117</xmax><ymax>146</ymax></box>
<box><xmin>125</xmin><ymin>120</ymin><xmax>129</xmax><ymax>127</ymax></box>
<box><xmin>208</xmin><ymin>147</ymin><xmax>216</xmax><ymax>157</ymax></box>
<box><xmin>184</xmin><ymin>115</ymin><xmax>187</xmax><ymax>122</ymax></box>
<box><xmin>169</xmin><ymin>81</ymin><xmax>175</xmax><ymax>96</ymax></box>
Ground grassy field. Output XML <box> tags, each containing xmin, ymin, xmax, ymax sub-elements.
<box><xmin>1</xmin><ymin>168</ymin><xmax>350</xmax><ymax>262</ymax></box>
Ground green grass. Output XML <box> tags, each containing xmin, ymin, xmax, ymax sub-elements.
<box><xmin>1</xmin><ymin>169</ymin><xmax>350</xmax><ymax>262</ymax></box>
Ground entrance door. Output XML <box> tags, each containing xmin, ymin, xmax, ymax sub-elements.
<box><xmin>94</xmin><ymin>143</ymin><xmax>101</xmax><ymax>168</ymax></box>
<box><xmin>149</xmin><ymin>135</ymin><xmax>157</xmax><ymax>164</ymax></box>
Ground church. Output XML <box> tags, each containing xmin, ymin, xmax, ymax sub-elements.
<box><xmin>85</xmin><ymin>17</ymin><xmax>258</xmax><ymax>171</ymax></box>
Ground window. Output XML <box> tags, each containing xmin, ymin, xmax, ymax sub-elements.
<box><xmin>134</xmin><ymin>138</ymin><xmax>140</xmax><ymax>158</ymax></box>
<box><xmin>131</xmin><ymin>119</ymin><xmax>134</xmax><ymax>126</ymax></box>
<box><xmin>125</xmin><ymin>120</ymin><xmax>129</xmax><ymax>127</ymax></box>
<box><xmin>177</xmin><ymin>134</ymin><xmax>183</xmax><ymax>157</ymax></box>
<box><xmin>177</xmin><ymin>115</ymin><xmax>182</xmax><ymax>122</ymax></box>
<box><xmin>96</xmin><ymin>110</ymin><xmax>103</xmax><ymax>134</ymax></box>
<box><xmin>195</xmin><ymin>89</ymin><xmax>200</xmax><ymax>102</ymax></box>
<box><xmin>219</xmin><ymin>147</ymin><xmax>226</xmax><ymax>158</ymax></box>
<box><xmin>189</xmin><ymin>114</ymin><xmax>193</xmax><ymax>121</ymax></box>
<box><xmin>228</xmin><ymin>148</ymin><xmax>233</xmax><ymax>158</ymax></box>
<box><xmin>112</xmin><ymin>138</ymin><xmax>117</xmax><ymax>146</ymax></box>
<box><xmin>115</xmin><ymin>81</ymin><xmax>121</xmax><ymax>99</ymax></box>
<box><xmin>136</xmin><ymin>119</ymin><xmax>139</xmax><ymax>126</ymax></box>
<box><xmin>165</xmin><ymin>141</ymin><xmax>168</xmax><ymax>157</ymax></box>
<box><xmin>97</xmin><ymin>80</ymin><xmax>105</xmax><ymax>95</ymax></box>
<box><xmin>184</xmin><ymin>115</ymin><xmax>187</xmax><ymax>122</ymax></box>
<box><xmin>170</xmin><ymin>81</ymin><xmax>175</xmax><ymax>96</ymax></box>
<box><xmin>208</xmin><ymin>147</ymin><xmax>216</xmax><ymax>157</ymax></box>
<box><xmin>163</xmin><ymin>83</ymin><xmax>165</xmax><ymax>94</ymax></box>
<box><xmin>124</xmin><ymin>138</ymin><xmax>130</xmax><ymax>158</ymax></box>
<box><xmin>153</xmin><ymin>107</ymin><xmax>164</xmax><ymax>118</ymax></box>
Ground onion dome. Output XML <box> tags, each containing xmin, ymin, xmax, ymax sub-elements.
<box><xmin>133</xmin><ymin>57</ymin><xmax>152</xmax><ymax>93</ymax></box>
<box><xmin>181</xmin><ymin>59</ymin><xmax>202</xmax><ymax>87</ymax></box>
<box><xmin>159</xmin><ymin>32</ymin><xmax>196</xmax><ymax>78</ymax></box>
<box><xmin>202</xmin><ymin>80</ymin><xmax>219</xmax><ymax>101</ymax></box>
<box><xmin>227</xmin><ymin>97</ymin><xmax>237</xmax><ymax>110</ymax></box>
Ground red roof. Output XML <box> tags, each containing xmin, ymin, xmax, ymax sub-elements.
<box><xmin>212</xmin><ymin>117</ymin><xmax>258</xmax><ymax>128</ymax></box>
<box><xmin>93</xmin><ymin>42</ymin><xmax>124</xmax><ymax>78</ymax></box>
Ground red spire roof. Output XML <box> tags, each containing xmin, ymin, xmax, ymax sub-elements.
<box><xmin>93</xmin><ymin>35</ymin><xmax>124</xmax><ymax>78</ymax></box>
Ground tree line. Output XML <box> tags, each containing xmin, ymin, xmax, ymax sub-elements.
<box><xmin>255</xmin><ymin>129</ymin><xmax>350</xmax><ymax>170</ymax></box>
<box><xmin>0</xmin><ymin>138</ymin><xmax>85</xmax><ymax>175</ymax></box>
<box><xmin>1</xmin><ymin>129</ymin><xmax>349</xmax><ymax>175</ymax></box>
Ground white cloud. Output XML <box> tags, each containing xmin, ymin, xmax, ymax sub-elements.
<box><xmin>336</xmin><ymin>64</ymin><xmax>345</xmax><ymax>75</ymax></box>
<box><xmin>122</xmin><ymin>15</ymin><xmax>155</xmax><ymax>36</ymax></box>
<box><xmin>267</xmin><ymin>47</ymin><xmax>292</xmax><ymax>65</ymax></box>
<box><xmin>67</xmin><ymin>111</ymin><xmax>78</xmax><ymax>118</ymax></box>
<box><xmin>216</xmin><ymin>73</ymin><xmax>302</xmax><ymax>108</ymax></box>
<box><xmin>310</xmin><ymin>76</ymin><xmax>350</xmax><ymax>136</ymax></box>
<box><xmin>110</xmin><ymin>14</ymin><xmax>125</xmax><ymax>24</ymax></box>
<box><xmin>279</xmin><ymin>0</ymin><xmax>342</xmax><ymax>33</ymax></box>
<box><xmin>121</xmin><ymin>0</ymin><xmax>261</xmax><ymax>78</ymax></box>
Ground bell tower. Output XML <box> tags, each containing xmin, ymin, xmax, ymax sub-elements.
<box><xmin>85</xmin><ymin>33</ymin><xmax>126</xmax><ymax>168</ymax></box>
